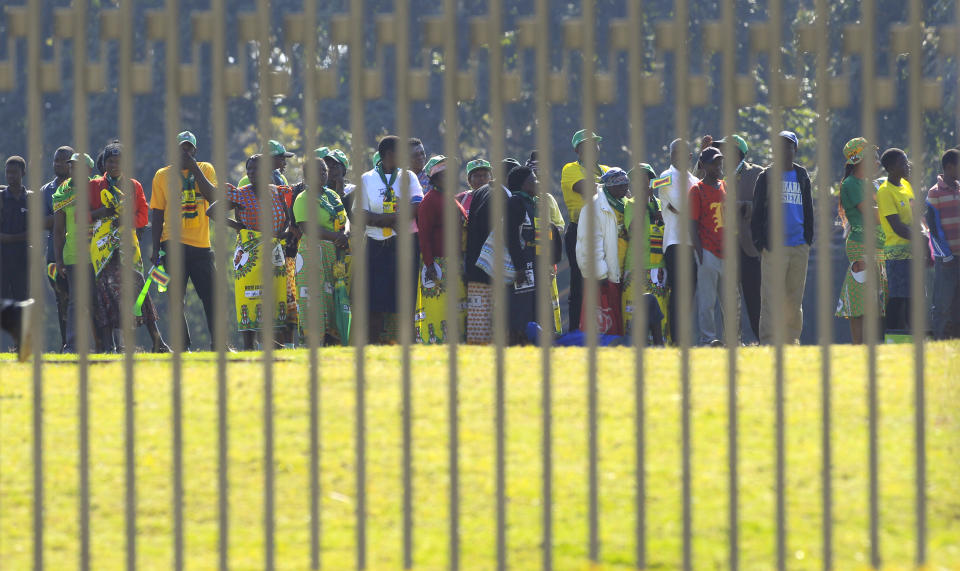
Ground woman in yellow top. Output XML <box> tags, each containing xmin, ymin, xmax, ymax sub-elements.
<box><xmin>560</xmin><ymin>129</ymin><xmax>610</xmax><ymax>331</ymax></box>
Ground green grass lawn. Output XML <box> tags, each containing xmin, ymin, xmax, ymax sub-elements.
<box><xmin>1</xmin><ymin>343</ymin><xmax>958</xmax><ymax>570</ymax></box>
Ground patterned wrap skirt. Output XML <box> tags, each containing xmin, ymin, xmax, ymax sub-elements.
<box><xmin>94</xmin><ymin>255</ymin><xmax>157</xmax><ymax>330</ymax></box>
<box><xmin>622</xmin><ymin>267</ymin><xmax>670</xmax><ymax>342</ymax></box>
<box><xmin>836</xmin><ymin>238</ymin><xmax>888</xmax><ymax>318</ymax></box>
<box><xmin>295</xmin><ymin>239</ymin><xmax>351</xmax><ymax>344</ymax></box>
<box><xmin>466</xmin><ymin>281</ymin><xmax>494</xmax><ymax>344</ymax></box>
<box><xmin>233</xmin><ymin>229</ymin><xmax>288</xmax><ymax>332</ymax></box>
<box><xmin>415</xmin><ymin>256</ymin><xmax>466</xmax><ymax>344</ymax></box>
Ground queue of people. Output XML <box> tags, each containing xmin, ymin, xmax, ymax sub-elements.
<box><xmin>2</xmin><ymin>126</ymin><xmax>960</xmax><ymax>355</ymax></box>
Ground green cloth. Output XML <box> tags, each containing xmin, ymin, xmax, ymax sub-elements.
<box><xmin>293</xmin><ymin>187</ymin><xmax>346</xmax><ymax>233</ymax></box>
<box><xmin>51</xmin><ymin>178</ymin><xmax>79</xmax><ymax>265</ymax></box>
<box><xmin>840</xmin><ymin>176</ymin><xmax>885</xmax><ymax>248</ymax></box>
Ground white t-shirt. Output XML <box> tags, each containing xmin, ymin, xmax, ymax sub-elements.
<box><xmin>659</xmin><ymin>165</ymin><xmax>700</xmax><ymax>248</ymax></box>
<box><xmin>355</xmin><ymin>167</ymin><xmax>423</xmax><ymax>240</ymax></box>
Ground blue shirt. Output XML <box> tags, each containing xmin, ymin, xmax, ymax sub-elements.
<box><xmin>782</xmin><ymin>169</ymin><xmax>805</xmax><ymax>246</ymax></box>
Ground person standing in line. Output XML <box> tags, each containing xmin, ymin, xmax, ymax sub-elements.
<box><xmin>150</xmin><ymin>131</ymin><xmax>219</xmax><ymax>351</ymax></box>
<box><xmin>415</xmin><ymin>156</ymin><xmax>468</xmax><ymax>344</ymax></box>
<box><xmin>751</xmin><ymin>130</ymin><xmax>814</xmax><ymax>345</ymax></box>
<box><xmin>318</xmin><ymin>147</ymin><xmax>354</xmax><ymax>211</ymax></box>
<box><xmin>39</xmin><ymin>146</ymin><xmax>74</xmax><ymax>350</ymax></box>
<box><xmin>560</xmin><ymin>129</ymin><xmax>610</xmax><ymax>332</ymax></box>
<box><xmin>659</xmin><ymin>139</ymin><xmax>701</xmax><ymax>345</ymax></box>
<box><xmin>927</xmin><ymin>148</ymin><xmax>960</xmax><ymax>339</ymax></box>
<box><xmin>355</xmin><ymin>135</ymin><xmax>424</xmax><ymax>343</ymax></box>
<box><xmin>1</xmin><ymin>156</ymin><xmax>32</xmax><ymax>304</ymax></box>
<box><xmin>716</xmin><ymin>134</ymin><xmax>763</xmax><ymax>341</ymax></box>
<box><xmin>622</xmin><ymin>163</ymin><xmax>666</xmax><ymax>345</ymax></box>
<box><xmin>240</xmin><ymin>139</ymin><xmax>294</xmax><ymax>187</ymax></box>
<box><xmin>877</xmin><ymin>148</ymin><xmax>917</xmax><ymax>333</ymax></box>
<box><xmin>689</xmin><ymin>147</ymin><xmax>730</xmax><ymax>346</ymax></box>
<box><xmin>835</xmin><ymin>138</ymin><xmax>888</xmax><ymax>344</ymax></box>
<box><xmin>88</xmin><ymin>142</ymin><xmax>169</xmax><ymax>352</ymax></box>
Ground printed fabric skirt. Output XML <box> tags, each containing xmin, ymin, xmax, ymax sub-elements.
<box><xmin>622</xmin><ymin>267</ymin><xmax>670</xmax><ymax>341</ymax></box>
<box><xmin>94</xmin><ymin>255</ymin><xmax>157</xmax><ymax>330</ymax></box>
<box><xmin>295</xmin><ymin>239</ymin><xmax>352</xmax><ymax>345</ymax></box>
<box><xmin>415</xmin><ymin>256</ymin><xmax>466</xmax><ymax>344</ymax></box>
<box><xmin>836</xmin><ymin>238</ymin><xmax>888</xmax><ymax>318</ymax></box>
<box><xmin>233</xmin><ymin>229</ymin><xmax>288</xmax><ymax>332</ymax></box>
<box><xmin>285</xmin><ymin>256</ymin><xmax>299</xmax><ymax>329</ymax></box>
<box><xmin>466</xmin><ymin>281</ymin><xmax>494</xmax><ymax>344</ymax></box>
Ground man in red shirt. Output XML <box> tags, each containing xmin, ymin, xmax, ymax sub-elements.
<box><xmin>689</xmin><ymin>146</ymin><xmax>729</xmax><ymax>346</ymax></box>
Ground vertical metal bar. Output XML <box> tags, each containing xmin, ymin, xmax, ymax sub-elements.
<box><xmin>858</xmin><ymin>1</ymin><xmax>880</xmax><ymax>568</ymax></box>
<box><xmin>906</xmin><ymin>0</ymin><xmax>926</xmax><ymax>565</ymax></box>
<box><xmin>299</xmin><ymin>0</ymin><xmax>322</xmax><ymax>567</ymax></box>
<box><xmin>625</xmin><ymin>1</ymin><xmax>647</xmax><ymax>567</ymax></box>
<box><xmin>209</xmin><ymin>0</ymin><xmax>231</xmax><ymax>567</ymax></box>
<box><xmin>117</xmin><ymin>0</ymin><xmax>137</xmax><ymax>567</ymax></box>
<box><xmin>812</xmin><ymin>0</ymin><xmax>833</xmax><ymax>568</ymax></box>
<box><xmin>719</xmin><ymin>0</ymin><xmax>739</xmax><ymax>568</ymax></box>
<box><xmin>25</xmin><ymin>0</ymin><xmax>44</xmax><ymax>567</ymax></box>
<box><xmin>579</xmin><ymin>0</ymin><xmax>600</xmax><ymax>561</ymax></box>
<box><xmin>534</xmin><ymin>0</ymin><xmax>553</xmax><ymax>566</ymax></box>
<box><xmin>163</xmin><ymin>0</ymin><xmax>186</xmax><ymax>568</ymax></box>
<box><xmin>254</xmin><ymin>0</ymin><xmax>276</xmax><ymax>568</ymax></box>
<box><xmin>487</xmin><ymin>0</ymin><xmax>508</xmax><ymax>566</ymax></box>
<box><xmin>347</xmin><ymin>0</ymin><xmax>368</xmax><ymax>564</ymax></box>
<box><xmin>764</xmin><ymin>0</ymin><xmax>787</xmax><ymax>568</ymax></box>
<box><xmin>673</xmin><ymin>0</ymin><xmax>693</xmax><ymax>568</ymax></box>
<box><xmin>440</xmin><ymin>0</ymin><xmax>460</xmax><ymax>567</ymax></box>
<box><xmin>392</xmin><ymin>0</ymin><xmax>414</xmax><ymax>564</ymax></box>
<box><xmin>72</xmin><ymin>0</ymin><xmax>92</xmax><ymax>567</ymax></box>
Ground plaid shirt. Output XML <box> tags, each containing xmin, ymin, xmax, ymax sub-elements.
<box><xmin>225</xmin><ymin>184</ymin><xmax>290</xmax><ymax>235</ymax></box>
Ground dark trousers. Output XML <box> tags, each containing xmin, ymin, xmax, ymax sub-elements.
<box><xmin>0</xmin><ymin>298</ymin><xmax>23</xmax><ymax>338</ymax></box>
<box><xmin>564</xmin><ymin>222</ymin><xmax>583</xmax><ymax>331</ymax></box>
<box><xmin>739</xmin><ymin>248</ymin><xmax>762</xmax><ymax>341</ymax></box>
<box><xmin>930</xmin><ymin>258</ymin><xmax>960</xmax><ymax>339</ymax></box>
<box><xmin>664</xmin><ymin>244</ymin><xmax>698</xmax><ymax>344</ymax></box>
<box><xmin>161</xmin><ymin>242</ymin><xmax>216</xmax><ymax>350</ymax></box>
<box><xmin>48</xmin><ymin>271</ymin><xmax>70</xmax><ymax>350</ymax></box>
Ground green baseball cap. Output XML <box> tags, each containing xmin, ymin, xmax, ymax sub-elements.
<box><xmin>715</xmin><ymin>134</ymin><xmax>748</xmax><ymax>155</ymax></box>
<box><xmin>177</xmin><ymin>131</ymin><xmax>197</xmax><ymax>148</ymax></box>
<box><xmin>631</xmin><ymin>162</ymin><xmax>657</xmax><ymax>181</ymax></box>
<box><xmin>268</xmin><ymin>139</ymin><xmax>294</xmax><ymax>157</ymax></box>
<box><xmin>68</xmin><ymin>152</ymin><xmax>96</xmax><ymax>169</ymax></box>
<box><xmin>571</xmin><ymin>129</ymin><xmax>602</xmax><ymax>150</ymax></box>
<box><xmin>424</xmin><ymin>155</ymin><xmax>447</xmax><ymax>177</ymax></box>
<box><xmin>316</xmin><ymin>147</ymin><xmax>351</xmax><ymax>171</ymax></box>
<box><xmin>466</xmin><ymin>158</ymin><xmax>492</xmax><ymax>176</ymax></box>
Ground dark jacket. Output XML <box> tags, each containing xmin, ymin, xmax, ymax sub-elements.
<box><xmin>464</xmin><ymin>183</ymin><xmax>508</xmax><ymax>284</ymax></box>
<box><xmin>750</xmin><ymin>163</ymin><xmax>814</xmax><ymax>252</ymax></box>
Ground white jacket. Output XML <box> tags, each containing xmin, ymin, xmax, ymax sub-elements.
<box><xmin>576</xmin><ymin>189</ymin><xmax>622</xmax><ymax>283</ymax></box>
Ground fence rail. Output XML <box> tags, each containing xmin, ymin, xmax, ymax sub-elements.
<box><xmin>0</xmin><ymin>0</ymin><xmax>954</xmax><ymax>569</ymax></box>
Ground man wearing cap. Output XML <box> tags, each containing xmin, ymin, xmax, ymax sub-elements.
<box><xmin>660</xmin><ymin>139</ymin><xmax>701</xmax><ymax>345</ymax></box>
<box><xmin>316</xmin><ymin>146</ymin><xmax>354</xmax><ymax>209</ymax></box>
<box><xmin>750</xmin><ymin>130</ymin><xmax>814</xmax><ymax>344</ymax></box>
<box><xmin>39</xmin><ymin>146</ymin><xmax>74</xmax><ymax>349</ymax></box>
<box><xmin>239</xmin><ymin>140</ymin><xmax>293</xmax><ymax>188</ymax></box>
<box><xmin>715</xmin><ymin>134</ymin><xmax>764</xmax><ymax>341</ymax></box>
<box><xmin>150</xmin><ymin>130</ymin><xmax>219</xmax><ymax>350</ymax></box>
<box><xmin>560</xmin><ymin>129</ymin><xmax>610</xmax><ymax>331</ymax></box>
<box><xmin>689</xmin><ymin>147</ymin><xmax>730</xmax><ymax>346</ymax></box>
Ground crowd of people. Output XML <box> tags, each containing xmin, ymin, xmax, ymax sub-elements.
<box><xmin>2</xmin><ymin>126</ymin><xmax>960</xmax><ymax>356</ymax></box>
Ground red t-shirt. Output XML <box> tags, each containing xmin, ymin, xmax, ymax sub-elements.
<box><xmin>88</xmin><ymin>176</ymin><xmax>150</xmax><ymax>229</ymax></box>
<box><xmin>689</xmin><ymin>179</ymin><xmax>726</xmax><ymax>258</ymax></box>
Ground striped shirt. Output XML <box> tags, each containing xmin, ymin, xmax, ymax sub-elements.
<box><xmin>927</xmin><ymin>175</ymin><xmax>960</xmax><ymax>259</ymax></box>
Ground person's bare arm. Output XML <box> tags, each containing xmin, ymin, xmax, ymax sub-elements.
<box><xmin>690</xmin><ymin>219</ymin><xmax>703</xmax><ymax>263</ymax></box>
<box><xmin>365</xmin><ymin>211</ymin><xmax>398</xmax><ymax>228</ymax></box>
<box><xmin>571</xmin><ymin>179</ymin><xmax>588</xmax><ymax>196</ymax></box>
<box><xmin>183</xmin><ymin>151</ymin><xmax>216</xmax><ymax>202</ymax></box>
<box><xmin>150</xmin><ymin>208</ymin><xmax>165</xmax><ymax>265</ymax></box>
<box><xmin>885</xmin><ymin>213</ymin><xmax>911</xmax><ymax>240</ymax></box>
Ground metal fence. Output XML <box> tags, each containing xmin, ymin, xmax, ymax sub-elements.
<box><xmin>0</xmin><ymin>0</ymin><xmax>950</xmax><ymax>569</ymax></box>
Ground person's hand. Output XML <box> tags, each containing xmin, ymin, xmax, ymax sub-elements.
<box><xmin>599</xmin><ymin>278</ymin><xmax>609</xmax><ymax>288</ymax></box>
<box><xmin>851</xmin><ymin>260</ymin><xmax>865</xmax><ymax>273</ymax></box>
<box><xmin>181</xmin><ymin>148</ymin><xmax>199</xmax><ymax>172</ymax></box>
<box><xmin>150</xmin><ymin>252</ymin><xmax>161</xmax><ymax>267</ymax></box>
<box><xmin>424</xmin><ymin>263</ymin><xmax>438</xmax><ymax>283</ymax></box>
<box><xmin>333</xmin><ymin>232</ymin><xmax>349</xmax><ymax>249</ymax></box>
<box><xmin>56</xmin><ymin>260</ymin><xmax>67</xmax><ymax>278</ymax></box>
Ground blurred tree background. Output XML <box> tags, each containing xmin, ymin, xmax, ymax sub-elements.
<box><xmin>0</xmin><ymin>0</ymin><xmax>956</xmax><ymax>350</ymax></box>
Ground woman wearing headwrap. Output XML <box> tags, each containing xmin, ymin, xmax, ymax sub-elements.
<box><xmin>505</xmin><ymin>165</ymin><xmax>561</xmax><ymax>343</ymax></box>
<box><xmin>835</xmin><ymin>137</ymin><xmax>888</xmax><ymax>343</ymax></box>
<box><xmin>415</xmin><ymin>156</ymin><xmax>468</xmax><ymax>344</ymax></box>
<box><xmin>88</xmin><ymin>142</ymin><xmax>170</xmax><ymax>352</ymax></box>
<box><xmin>294</xmin><ymin>154</ymin><xmax>351</xmax><ymax>345</ymax></box>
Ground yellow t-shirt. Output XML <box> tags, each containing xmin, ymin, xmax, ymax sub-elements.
<box><xmin>544</xmin><ymin>192</ymin><xmax>565</xmax><ymax>231</ymax></box>
<box><xmin>560</xmin><ymin>161</ymin><xmax>609</xmax><ymax>223</ymax></box>
<box><xmin>151</xmin><ymin>162</ymin><xmax>218</xmax><ymax>248</ymax></box>
<box><xmin>876</xmin><ymin>178</ymin><xmax>914</xmax><ymax>250</ymax></box>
